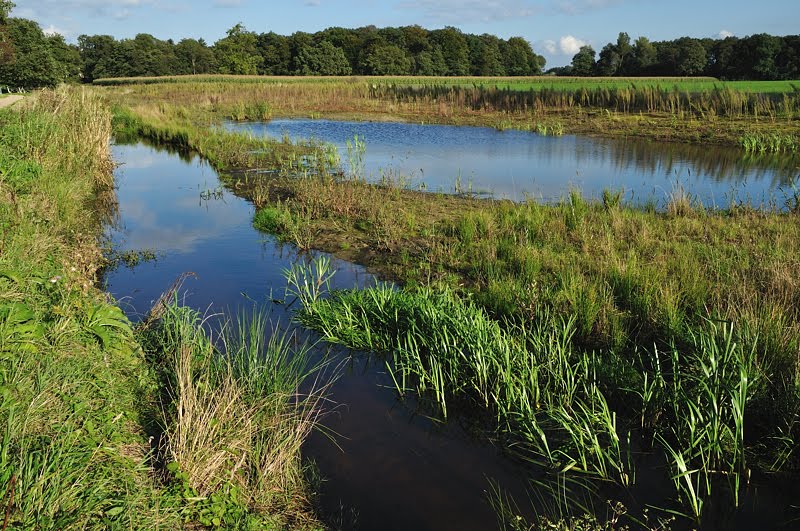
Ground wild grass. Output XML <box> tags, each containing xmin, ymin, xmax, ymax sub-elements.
<box><xmin>0</xmin><ymin>86</ymin><xmax>326</xmax><ymax>527</ymax></box>
<box><xmin>99</xmin><ymin>76</ymin><xmax>800</xmax><ymax>147</ymax></box>
<box><xmin>0</xmin><ymin>86</ymin><xmax>182</xmax><ymax>527</ymax></box>
<box><xmin>137</xmin><ymin>304</ymin><xmax>327</xmax><ymax>527</ymax></box>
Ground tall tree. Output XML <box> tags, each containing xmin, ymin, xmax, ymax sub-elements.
<box><xmin>431</xmin><ymin>27</ymin><xmax>470</xmax><ymax>76</ymax></box>
<box><xmin>47</xmin><ymin>34</ymin><xmax>81</xmax><ymax>82</ymax></box>
<box><xmin>571</xmin><ymin>45</ymin><xmax>596</xmax><ymax>76</ymax></box>
<box><xmin>0</xmin><ymin>18</ymin><xmax>60</xmax><ymax>87</ymax></box>
<box><xmin>505</xmin><ymin>37</ymin><xmax>544</xmax><ymax>76</ymax></box>
<box><xmin>363</xmin><ymin>43</ymin><xmax>411</xmax><ymax>75</ymax></box>
<box><xmin>595</xmin><ymin>42</ymin><xmax>621</xmax><ymax>76</ymax></box>
<box><xmin>78</xmin><ymin>34</ymin><xmax>118</xmax><ymax>82</ymax></box>
<box><xmin>214</xmin><ymin>24</ymin><xmax>261</xmax><ymax>75</ymax></box>
<box><xmin>295</xmin><ymin>40</ymin><xmax>351</xmax><ymax>75</ymax></box>
<box><xmin>0</xmin><ymin>0</ymin><xmax>15</xmax><ymax>70</ymax></box>
<box><xmin>414</xmin><ymin>45</ymin><xmax>447</xmax><ymax>75</ymax></box>
<box><xmin>629</xmin><ymin>36</ymin><xmax>656</xmax><ymax>75</ymax></box>
<box><xmin>175</xmin><ymin>38</ymin><xmax>215</xmax><ymax>75</ymax></box>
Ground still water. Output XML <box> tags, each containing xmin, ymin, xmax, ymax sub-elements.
<box><xmin>104</xmin><ymin>142</ymin><xmax>532</xmax><ymax>530</ymax></box>
<box><xmin>229</xmin><ymin>119</ymin><xmax>799</xmax><ymax>207</ymax></box>
<box><xmin>104</xmin><ymin>132</ymin><xmax>799</xmax><ymax>529</ymax></box>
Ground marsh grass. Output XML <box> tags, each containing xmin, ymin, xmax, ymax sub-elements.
<box><xmin>100</xmin><ymin>77</ymin><xmax>800</xmax><ymax>147</ymax></box>
<box><xmin>0</xmin><ymin>87</ymin><xmax>326</xmax><ymax>528</ymax></box>
<box><xmin>137</xmin><ymin>303</ymin><xmax>327</xmax><ymax>526</ymax></box>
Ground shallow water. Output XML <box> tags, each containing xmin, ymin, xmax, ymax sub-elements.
<box><xmin>104</xmin><ymin>142</ymin><xmax>533</xmax><ymax>530</ymax></box>
<box><xmin>228</xmin><ymin>118</ymin><xmax>799</xmax><ymax>207</ymax></box>
<box><xmin>104</xmin><ymin>140</ymin><xmax>800</xmax><ymax>530</ymax></box>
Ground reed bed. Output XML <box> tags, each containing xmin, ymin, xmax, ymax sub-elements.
<box><xmin>108</xmin><ymin>85</ymin><xmax>800</xmax><ymax>525</ymax></box>
<box><xmin>100</xmin><ymin>77</ymin><xmax>800</xmax><ymax>148</ymax></box>
<box><xmin>0</xmin><ymin>87</ymin><xmax>326</xmax><ymax>527</ymax></box>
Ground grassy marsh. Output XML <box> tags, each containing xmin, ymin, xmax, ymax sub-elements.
<box><xmin>103</xmin><ymin>80</ymin><xmax>800</xmax><ymax>525</ymax></box>
<box><xmin>0</xmin><ymin>87</ymin><xmax>325</xmax><ymax>528</ymax></box>
<box><xmin>98</xmin><ymin>75</ymin><xmax>800</xmax><ymax>147</ymax></box>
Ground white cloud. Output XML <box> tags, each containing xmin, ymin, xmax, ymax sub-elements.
<box><xmin>558</xmin><ymin>34</ymin><xmax>586</xmax><ymax>55</ymax></box>
<box><xmin>717</xmin><ymin>29</ymin><xmax>734</xmax><ymax>39</ymax></box>
<box><xmin>543</xmin><ymin>40</ymin><xmax>557</xmax><ymax>54</ymax></box>
<box><xmin>42</xmin><ymin>24</ymin><xmax>67</xmax><ymax>36</ymax></box>
<box><xmin>213</xmin><ymin>0</ymin><xmax>244</xmax><ymax>6</ymax></box>
<box><xmin>555</xmin><ymin>0</ymin><xmax>626</xmax><ymax>15</ymax></box>
<box><xmin>396</xmin><ymin>0</ymin><xmax>538</xmax><ymax>23</ymax></box>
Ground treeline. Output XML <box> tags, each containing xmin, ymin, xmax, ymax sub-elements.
<box><xmin>79</xmin><ymin>24</ymin><xmax>545</xmax><ymax>82</ymax></box>
<box><xmin>2</xmin><ymin>0</ymin><xmax>800</xmax><ymax>89</ymax></box>
<box><xmin>0</xmin><ymin>6</ymin><xmax>546</xmax><ymax>88</ymax></box>
<box><xmin>560</xmin><ymin>32</ymin><xmax>800</xmax><ymax>80</ymax></box>
<box><xmin>0</xmin><ymin>2</ymin><xmax>80</xmax><ymax>89</ymax></box>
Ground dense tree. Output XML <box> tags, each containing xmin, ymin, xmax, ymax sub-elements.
<box><xmin>125</xmin><ymin>33</ymin><xmax>178</xmax><ymax>77</ymax></box>
<box><xmin>735</xmin><ymin>34</ymin><xmax>782</xmax><ymax>80</ymax></box>
<box><xmin>431</xmin><ymin>27</ymin><xmax>470</xmax><ymax>76</ymax></box>
<box><xmin>414</xmin><ymin>46</ymin><xmax>447</xmax><ymax>75</ymax></box>
<box><xmin>296</xmin><ymin>40</ymin><xmax>351</xmax><ymax>75</ymax></box>
<box><xmin>175</xmin><ymin>38</ymin><xmax>215</xmax><ymax>75</ymax></box>
<box><xmin>0</xmin><ymin>1</ymin><xmax>14</xmax><ymax>70</ymax></box>
<box><xmin>0</xmin><ymin>18</ymin><xmax>61</xmax><ymax>87</ymax></box>
<box><xmin>630</xmin><ymin>36</ymin><xmax>657</xmax><ymax>74</ymax></box>
<box><xmin>505</xmin><ymin>36</ymin><xmax>544</xmax><ymax>75</ymax></box>
<box><xmin>776</xmin><ymin>35</ymin><xmax>800</xmax><ymax>79</ymax></box>
<box><xmin>214</xmin><ymin>24</ymin><xmax>261</xmax><ymax>75</ymax></box>
<box><xmin>47</xmin><ymin>34</ymin><xmax>81</xmax><ymax>82</ymax></box>
<box><xmin>363</xmin><ymin>43</ymin><xmax>411</xmax><ymax>75</ymax></box>
<box><xmin>571</xmin><ymin>45</ymin><xmax>596</xmax><ymax>76</ymax></box>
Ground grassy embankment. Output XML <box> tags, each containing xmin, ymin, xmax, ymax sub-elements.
<box><xmin>97</xmin><ymin>75</ymin><xmax>800</xmax><ymax>149</ymax></box>
<box><xmin>107</xmin><ymin>82</ymin><xmax>800</xmax><ymax>524</ymax></box>
<box><xmin>0</xmin><ymin>87</ymin><xmax>324</xmax><ymax>528</ymax></box>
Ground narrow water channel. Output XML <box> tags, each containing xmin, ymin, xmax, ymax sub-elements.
<box><xmin>105</xmin><ymin>137</ymin><xmax>800</xmax><ymax>529</ymax></box>
<box><xmin>104</xmin><ymin>141</ymin><xmax>533</xmax><ymax>530</ymax></box>
<box><xmin>228</xmin><ymin>119</ymin><xmax>799</xmax><ymax>207</ymax></box>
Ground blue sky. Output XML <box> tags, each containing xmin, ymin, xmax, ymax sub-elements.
<box><xmin>11</xmin><ymin>0</ymin><xmax>800</xmax><ymax>67</ymax></box>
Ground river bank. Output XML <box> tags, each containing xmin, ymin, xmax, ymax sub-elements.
<box><xmin>109</xmin><ymin>88</ymin><xmax>800</xmax><ymax>527</ymax></box>
<box><xmin>0</xmin><ymin>87</ymin><xmax>321</xmax><ymax>528</ymax></box>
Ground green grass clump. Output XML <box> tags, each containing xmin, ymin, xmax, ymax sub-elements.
<box><xmin>0</xmin><ymin>87</ymin><xmax>325</xmax><ymax>528</ymax></box>
<box><xmin>289</xmin><ymin>257</ymin><xmax>786</xmax><ymax>523</ymax></box>
<box><xmin>137</xmin><ymin>303</ymin><xmax>326</xmax><ymax>529</ymax></box>
<box><xmin>0</xmin><ymin>86</ymin><xmax>181</xmax><ymax>527</ymax></box>
<box><xmin>253</xmin><ymin>205</ymin><xmax>292</xmax><ymax>234</ymax></box>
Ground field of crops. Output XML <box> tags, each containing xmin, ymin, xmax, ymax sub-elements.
<box><xmin>93</xmin><ymin>74</ymin><xmax>799</xmax><ymax>94</ymax></box>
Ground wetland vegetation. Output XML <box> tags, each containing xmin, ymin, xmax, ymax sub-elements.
<box><xmin>101</xmin><ymin>74</ymin><xmax>800</xmax><ymax>527</ymax></box>
<box><xmin>3</xmin><ymin>2</ymin><xmax>800</xmax><ymax>526</ymax></box>
<box><xmin>0</xmin><ymin>86</ymin><xmax>327</xmax><ymax>528</ymax></box>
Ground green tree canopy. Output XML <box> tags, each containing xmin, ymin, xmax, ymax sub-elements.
<box><xmin>214</xmin><ymin>24</ymin><xmax>262</xmax><ymax>75</ymax></box>
<box><xmin>363</xmin><ymin>43</ymin><xmax>411</xmax><ymax>75</ymax></box>
<box><xmin>0</xmin><ymin>18</ymin><xmax>65</xmax><ymax>87</ymax></box>
<box><xmin>296</xmin><ymin>40</ymin><xmax>351</xmax><ymax>75</ymax></box>
<box><xmin>571</xmin><ymin>45</ymin><xmax>596</xmax><ymax>76</ymax></box>
<box><xmin>175</xmin><ymin>38</ymin><xmax>216</xmax><ymax>75</ymax></box>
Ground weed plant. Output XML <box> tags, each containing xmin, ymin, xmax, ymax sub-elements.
<box><xmin>99</xmin><ymin>76</ymin><xmax>800</xmax><ymax>147</ymax></box>
<box><xmin>0</xmin><ymin>87</ymin><xmax>325</xmax><ymax>528</ymax></box>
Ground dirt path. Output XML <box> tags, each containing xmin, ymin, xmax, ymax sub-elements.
<box><xmin>0</xmin><ymin>95</ymin><xmax>23</xmax><ymax>109</ymax></box>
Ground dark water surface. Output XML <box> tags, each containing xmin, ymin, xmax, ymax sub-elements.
<box><xmin>104</xmin><ymin>142</ymin><xmax>532</xmax><ymax>530</ymax></box>
<box><xmin>228</xmin><ymin>118</ymin><xmax>799</xmax><ymax>207</ymax></box>
<box><xmin>104</xmin><ymin>141</ymin><xmax>800</xmax><ymax>530</ymax></box>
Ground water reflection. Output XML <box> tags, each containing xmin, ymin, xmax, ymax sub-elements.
<box><xmin>228</xmin><ymin>119</ymin><xmax>799</xmax><ymax>207</ymax></box>
<box><xmin>104</xmin><ymin>141</ymin><xmax>534</xmax><ymax>530</ymax></box>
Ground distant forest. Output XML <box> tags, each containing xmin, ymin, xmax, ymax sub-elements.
<box><xmin>1</xmin><ymin>1</ymin><xmax>799</xmax><ymax>89</ymax></box>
